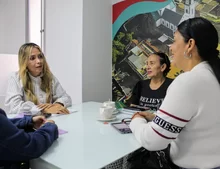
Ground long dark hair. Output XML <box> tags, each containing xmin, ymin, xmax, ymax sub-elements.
<box><xmin>177</xmin><ymin>17</ymin><xmax>220</xmax><ymax>84</ymax></box>
<box><xmin>154</xmin><ymin>52</ymin><xmax>171</xmax><ymax>76</ymax></box>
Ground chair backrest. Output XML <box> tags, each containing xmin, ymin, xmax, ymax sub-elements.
<box><xmin>0</xmin><ymin>54</ymin><xmax>18</xmax><ymax>111</ymax></box>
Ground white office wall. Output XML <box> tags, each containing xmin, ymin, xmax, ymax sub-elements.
<box><xmin>82</xmin><ymin>0</ymin><xmax>112</xmax><ymax>102</ymax></box>
<box><xmin>28</xmin><ymin>0</ymin><xmax>41</xmax><ymax>47</ymax></box>
<box><xmin>0</xmin><ymin>0</ymin><xmax>26</xmax><ymax>110</ymax></box>
<box><xmin>0</xmin><ymin>0</ymin><xmax>26</xmax><ymax>54</ymax></box>
<box><xmin>0</xmin><ymin>54</ymin><xmax>19</xmax><ymax>111</ymax></box>
<box><xmin>44</xmin><ymin>0</ymin><xmax>83</xmax><ymax>104</ymax></box>
<box><xmin>0</xmin><ymin>5</ymin><xmax>3</xmax><ymax>52</ymax></box>
<box><xmin>45</xmin><ymin>0</ymin><xmax>112</xmax><ymax>104</ymax></box>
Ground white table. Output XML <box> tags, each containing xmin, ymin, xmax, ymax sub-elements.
<box><xmin>31</xmin><ymin>102</ymin><xmax>141</xmax><ymax>169</ymax></box>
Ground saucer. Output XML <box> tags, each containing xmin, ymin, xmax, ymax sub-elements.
<box><xmin>112</xmin><ymin>109</ymin><xmax>119</xmax><ymax>115</ymax></box>
<box><xmin>98</xmin><ymin>116</ymin><xmax>117</xmax><ymax>122</ymax></box>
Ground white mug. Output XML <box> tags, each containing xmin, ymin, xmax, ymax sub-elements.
<box><xmin>103</xmin><ymin>101</ymin><xmax>116</xmax><ymax>109</ymax></box>
<box><xmin>100</xmin><ymin>106</ymin><xmax>114</xmax><ymax>119</ymax></box>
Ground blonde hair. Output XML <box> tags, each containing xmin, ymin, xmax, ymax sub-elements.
<box><xmin>18</xmin><ymin>43</ymin><xmax>53</xmax><ymax>104</ymax></box>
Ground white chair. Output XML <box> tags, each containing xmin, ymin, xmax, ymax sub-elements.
<box><xmin>0</xmin><ymin>54</ymin><xmax>18</xmax><ymax>112</ymax></box>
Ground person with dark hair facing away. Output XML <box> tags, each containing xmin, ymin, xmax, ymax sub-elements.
<box><xmin>130</xmin><ymin>17</ymin><xmax>220</xmax><ymax>169</ymax></box>
<box><xmin>0</xmin><ymin>108</ymin><xmax>58</xmax><ymax>168</ymax></box>
<box><xmin>131</xmin><ymin>52</ymin><xmax>173</xmax><ymax>112</ymax></box>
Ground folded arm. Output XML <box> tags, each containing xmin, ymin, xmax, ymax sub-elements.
<box><xmin>130</xmin><ymin>74</ymin><xmax>197</xmax><ymax>151</ymax></box>
<box><xmin>9</xmin><ymin>115</ymin><xmax>33</xmax><ymax>129</ymax></box>
<box><xmin>0</xmin><ymin>112</ymin><xmax>58</xmax><ymax>161</ymax></box>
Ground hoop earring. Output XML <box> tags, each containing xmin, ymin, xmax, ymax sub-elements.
<box><xmin>184</xmin><ymin>51</ymin><xmax>192</xmax><ymax>59</ymax></box>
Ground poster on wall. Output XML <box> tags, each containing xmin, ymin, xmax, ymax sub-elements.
<box><xmin>112</xmin><ymin>0</ymin><xmax>220</xmax><ymax>102</ymax></box>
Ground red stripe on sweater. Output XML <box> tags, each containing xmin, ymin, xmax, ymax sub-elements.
<box><xmin>159</xmin><ymin>109</ymin><xmax>190</xmax><ymax>122</ymax></box>
<box><xmin>151</xmin><ymin>127</ymin><xmax>176</xmax><ymax>140</ymax></box>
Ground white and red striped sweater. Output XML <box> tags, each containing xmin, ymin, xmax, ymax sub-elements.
<box><xmin>130</xmin><ymin>62</ymin><xmax>220</xmax><ymax>169</ymax></box>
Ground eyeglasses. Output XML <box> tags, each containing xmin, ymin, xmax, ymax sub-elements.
<box><xmin>121</xmin><ymin>118</ymin><xmax>132</xmax><ymax>124</ymax></box>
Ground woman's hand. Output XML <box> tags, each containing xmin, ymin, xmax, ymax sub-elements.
<box><xmin>138</xmin><ymin>112</ymin><xmax>155</xmax><ymax>121</ymax></box>
<box><xmin>132</xmin><ymin>112</ymin><xmax>156</xmax><ymax>121</ymax></box>
<box><xmin>32</xmin><ymin>116</ymin><xmax>56</xmax><ymax>129</ymax></box>
<box><xmin>38</xmin><ymin>103</ymin><xmax>53</xmax><ymax>110</ymax></box>
<box><xmin>43</xmin><ymin>103</ymin><xmax>70</xmax><ymax>114</ymax></box>
<box><xmin>44</xmin><ymin>119</ymin><xmax>55</xmax><ymax>124</ymax></box>
<box><xmin>32</xmin><ymin>116</ymin><xmax>46</xmax><ymax>129</ymax></box>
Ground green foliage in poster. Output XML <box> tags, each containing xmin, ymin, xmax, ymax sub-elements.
<box><xmin>112</xmin><ymin>32</ymin><xmax>134</xmax><ymax>64</ymax></box>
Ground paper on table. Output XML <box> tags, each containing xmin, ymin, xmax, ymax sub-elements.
<box><xmin>12</xmin><ymin>107</ymin><xmax>77</xmax><ymax>118</ymax></box>
<box><xmin>118</xmin><ymin>108</ymin><xmax>137</xmax><ymax>115</ymax></box>
<box><xmin>26</xmin><ymin>128</ymin><xmax>68</xmax><ymax>135</ymax></box>
<box><xmin>14</xmin><ymin>113</ymin><xmax>25</xmax><ymax>118</ymax></box>
<box><xmin>51</xmin><ymin>108</ymin><xmax>77</xmax><ymax>117</ymax></box>
<box><xmin>67</xmin><ymin>107</ymin><xmax>77</xmax><ymax>113</ymax></box>
<box><xmin>58</xmin><ymin>128</ymin><xmax>68</xmax><ymax>135</ymax></box>
<box><xmin>10</xmin><ymin>113</ymin><xmax>68</xmax><ymax>135</ymax></box>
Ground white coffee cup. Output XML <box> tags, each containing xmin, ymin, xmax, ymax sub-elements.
<box><xmin>103</xmin><ymin>101</ymin><xmax>116</xmax><ymax>109</ymax></box>
<box><xmin>100</xmin><ymin>106</ymin><xmax>114</xmax><ymax>119</ymax></box>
